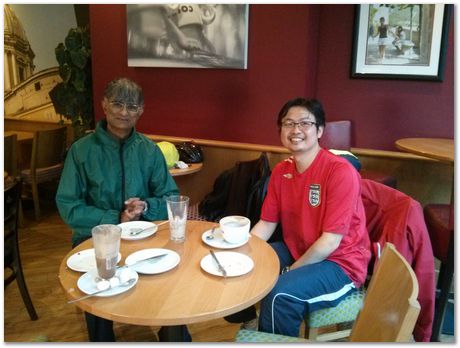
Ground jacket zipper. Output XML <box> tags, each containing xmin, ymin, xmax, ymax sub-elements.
<box><xmin>120</xmin><ymin>142</ymin><xmax>126</xmax><ymax>209</ymax></box>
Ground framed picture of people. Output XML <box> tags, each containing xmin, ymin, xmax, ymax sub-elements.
<box><xmin>127</xmin><ymin>4</ymin><xmax>249</xmax><ymax>69</ymax></box>
<box><xmin>351</xmin><ymin>4</ymin><xmax>451</xmax><ymax>81</ymax></box>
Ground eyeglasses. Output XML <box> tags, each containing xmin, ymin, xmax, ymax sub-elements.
<box><xmin>109</xmin><ymin>101</ymin><xmax>141</xmax><ymax>115</ymax></box>
<box><xmin>281</xmin><ymin>120</ymin><xmax>316</xmax><ymax>129</ymax></box>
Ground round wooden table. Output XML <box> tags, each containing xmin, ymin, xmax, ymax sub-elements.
<box><xmin>395</xmin><ymin>138</ymin><xmax>454</xmax><ymax>163</ymax></box>
<box><xmin>396</xmin><ymin>137</ymin><xmax>454</xmax><ymax>228</ymax></box>
<box><xmin>169</xmin><ymin>163</ymin><xmax>203</xmax><ymax>177</ymax></box>
<box><xmin>59</xmin><ymin>220</ymin><xmax>279</xmax><ymax>340</ymax></box>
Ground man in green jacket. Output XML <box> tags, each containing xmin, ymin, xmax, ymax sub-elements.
<box><xmin>56</xmin><ymin>78</ymin><xmax>180</xmax><ymax>341</ymax></box>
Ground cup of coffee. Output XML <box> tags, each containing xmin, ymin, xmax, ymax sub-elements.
<box><xmin>91</xmin><ymin>224</ymin><xmax>122</xmax><ymax>280</ymax></box>
<box><xmin>219</xmin><ymin>215</ymin><xmax>250</xmax><ymax>244</ymax></box>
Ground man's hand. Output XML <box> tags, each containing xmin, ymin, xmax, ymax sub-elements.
<box><xmin>120</xmin><ymin>197</ymin><xmax>146</xmax><ymax>222</ymax></box>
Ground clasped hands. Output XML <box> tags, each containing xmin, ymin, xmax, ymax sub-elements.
<box><xmin>120</xmin><ymin>197</ymin><xmax>147</xmax><ymax>223</ymax></box>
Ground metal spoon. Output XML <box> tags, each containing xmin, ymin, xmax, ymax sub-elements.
<box><xmin>129</xmin><ymin>221</ymin><xmax>168</xmax><ymax>236</ymax></box>
<box><xmin>206</xmin><ymin>226</ymin><xmax>217</xmax><ymax>240</ymax></box>
<box><xmin>68</xmin><ymin>278</ymin><xmax>136</xmax><ymax>303</ymax></box>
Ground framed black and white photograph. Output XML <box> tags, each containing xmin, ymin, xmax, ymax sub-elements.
<box><xmin>351</xmin><ymin>4</ymin><xmax>450</xmax><ymax>81</ymax></box>
<box><xmin>127</xmin><ymin>4</ymin><xmax>249</xmax><ymax>69</ymax></box>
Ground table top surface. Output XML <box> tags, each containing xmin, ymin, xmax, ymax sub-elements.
<box><xmin>395</xmin><ymin>138</ymin><xmax>454</xmax><ymax>163</ymax></box>
<box><xmin>59</xmin><ymin>220</ymin><xmax>279</xmax><ymax>326</ymax></box>
<box><xmin>4</xmin><ymin>130</ymin><xmax>34</xmax><ymax>142</ymax></box>
<box><xmin>169</xmin><ymin>163</ymin><xmax>203</xmax><ymax>177</ymax></box>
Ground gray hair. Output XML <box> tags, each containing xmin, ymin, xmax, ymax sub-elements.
<box><xmin>103</xmin><ymin>78</ymin><xmax>144</xmax><ymax>106</ymax></box>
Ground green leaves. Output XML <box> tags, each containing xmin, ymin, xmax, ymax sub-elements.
<box><xmin>50</xmin><ymin>26</ymin><xmax>93</xmax><ymax>140</ymax></box>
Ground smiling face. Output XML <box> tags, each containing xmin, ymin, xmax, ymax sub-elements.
<box><xmin>280</xmin><ymin>106</ymin><xmax>323</xmax><ymax>155</ymax></box>
<box><xmin>102</xmin><ymin>97</ymin><xmax>144</xmax><ymax>140</ymax></box>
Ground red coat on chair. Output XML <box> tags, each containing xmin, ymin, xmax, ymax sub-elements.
<box><xmin>361</xmin><ymin>179</ymin><xmax>435</xmax><ymax>342</ymax></box>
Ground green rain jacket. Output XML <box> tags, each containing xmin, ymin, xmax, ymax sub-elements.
<box><xmin>56</xmin><ymin>120</ymin><xmax>179</xmax><ymax>244</ymax></box>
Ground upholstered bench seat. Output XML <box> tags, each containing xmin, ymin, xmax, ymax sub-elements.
<box><xmin>235</xmin><ymin>329</ymin><xmax>308</xmax><ymax>343</ymax></box>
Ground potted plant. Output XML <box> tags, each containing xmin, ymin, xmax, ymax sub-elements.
<box><xmin>49</xmin><ymin>26</ymin><xmax>94</xmax><ymax>140</ymax></box>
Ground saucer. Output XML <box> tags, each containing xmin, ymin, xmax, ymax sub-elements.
<box><xmin>201</xmin><ymin>228</ymin><xmax>249</xmax><ymax>249</ymax></box>
<box><xmin>77</xmin><ymin>268</ymin><xmax>138</xmax><ymax>297</ymax></box>
<box><xmin>200</xmin><ymin>251</ymin><xmax>254</xmax><ymax>277</ymax></box>
<box><xmin>67</xmin><ymin>249</ymin><xmax>122</xmax><ymax>273</ymax></box>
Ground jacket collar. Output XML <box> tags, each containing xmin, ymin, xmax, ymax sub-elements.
<box><xmin>95</xmin><ymin>119</ymin><xmax>137</xmax><ymax>148</ymax></box>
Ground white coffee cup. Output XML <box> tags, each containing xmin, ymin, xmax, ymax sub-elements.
<box><xmin>219</xmin><ymin>215</ymin><xmax>250</xmax><ymax>244</ymax></box>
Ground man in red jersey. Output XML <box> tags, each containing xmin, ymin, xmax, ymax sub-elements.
<box><xmin>251</xmin><ymin>97</ymin><xmax>370</xmax><ymax>336</ymax></box>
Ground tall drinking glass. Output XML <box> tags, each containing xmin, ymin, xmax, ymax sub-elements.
<box><xmin>166</xmin><ymin>195</ymin><xmax>189</xmax><ymax>243</ymax></box>
<box><xmin>91</xmin><ymin>224</ymin><xmax>121</xmax><ymax>279</ymax></box>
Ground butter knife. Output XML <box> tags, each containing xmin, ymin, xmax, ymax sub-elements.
<box><xmin>209</xmin><ymin>250</ymin><xmax>227</xmax><ymax>278</ymax></box>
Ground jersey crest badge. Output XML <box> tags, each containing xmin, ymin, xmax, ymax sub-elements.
<box><xmin>283</xmin><ymin>173</ymin><xmax>293</xmax><ymax>179</ymax></box>
<box><xmin>308</xmin><ymin>184</ymin><xmax>321</xmax><ymax>207</ymax></box>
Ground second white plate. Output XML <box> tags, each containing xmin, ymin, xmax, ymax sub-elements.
<box><xmin>125</xmin><ymin>248</ymin><xmax>180</xmax><ymax>274</ymax></box>
<box><xmin>200</xmin><ymin>251</ymin><xmax>254</xmax><ymax>277</ymax></box>
<box><xmin>67</xmin><ymin>249</ymin><xmax>121</xmax><ymax>273</ymax></box>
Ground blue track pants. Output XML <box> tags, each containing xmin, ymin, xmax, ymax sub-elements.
<box><xmin>259</xmin><ymin>241</ymin><xmax>356</xmax><ymax>337</ymax></box>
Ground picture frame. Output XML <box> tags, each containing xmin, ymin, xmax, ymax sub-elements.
<box><xmin>351</xmin><ymin>4</ymin><xmax>451</xmax><ymax>81</ymax></box>
<box><xmin>126</xmin><ymin>4</ymin><xmax>249</xmax><ymax>69</ymax></box>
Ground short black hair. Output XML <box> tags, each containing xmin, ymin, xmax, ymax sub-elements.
<box><xmin>277</xmin><ymin>97</ymin><xmax>326</xmax><ymax>129</ymax></box>
<box><xmin>104</xmin><ymin>78</ymin><xmax>144</xmax><ymax>106</ymax></box>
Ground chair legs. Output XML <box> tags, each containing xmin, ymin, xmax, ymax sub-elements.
<box><xmin>14</xmin><ymin>262</ymin><xmax>38</xmax><ymax>320</ymax></box>
<box><xmin>431</xmin><ymin>240</ymin><xmax>454</xmax><ymax>342</ymax></box>
<box><xmin>6</xmin><ymin>257</ymin><xmax>38</xmax><ymax>320</ymax></box>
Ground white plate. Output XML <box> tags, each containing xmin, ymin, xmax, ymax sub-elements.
<box><xmin>118</xmin><ymin>221</ymin><xmax>158</xmax><ymax>240</ymax></box>
<box><xmin>67</xmin><ymin>249</ymin><xmax>122</xmax><ymax>273</ymax></box>
<box><xmin>125</xmin><ymin>248</ymin><xmax>180</xmax><ymax>274</ymax></box>
<box><xmin>200</xmin><ymin>251</ymin><xmax>254</xmax><ymax>277</ymax></box>
<box><xmin>77</xmin><ymin>268</ymin><xmax>138</xmax><ymax>297</ymax></box>
<box><xmin>202</xmin><ymin>228</ymin><xmax>249</xmax><ymax>249</ymax></box>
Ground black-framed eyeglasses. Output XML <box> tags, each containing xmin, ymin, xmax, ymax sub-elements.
<box><xmin>109</xmin><ymin>101</ymin><xmax>141</xmax><ymax>115</ymax></box>
<box><xmin>281</xmin><ymin>120</ymin><xmax>316</xmax><ymax>130</ymax></box>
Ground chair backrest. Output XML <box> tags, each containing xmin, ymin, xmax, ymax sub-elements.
<box><xmin>30</xmin><ymin>127</ymin><xmax>67</xmax><ymax>172</ymax></box>
<box><xmin>350</xmin><ymin>243</ymin><xmax>420</xmax><ymax>342</ymax></box>
<box><xmin>319</xmin><ymin>120</ymin><xmax>351</xmax><ymax>151</ymax></box>
<box><xmin>4</xmin><ymin>133</ymin><xmax>18</xmax><ymax>178</ymax></box>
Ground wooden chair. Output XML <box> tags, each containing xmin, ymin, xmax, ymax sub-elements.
<box><xmin>305</xmin><ymin>180</ymin><xmax>434</xmax><ymax>342</ymax></box>
<box><xmin>20</xmin><ymin>127</ymin><xmax>67</xmax><ymax>220</ymax></box>
<box><xmin>235</xmin><ymin>243</ymin><xmax>420</xmax><ymax>342</ymax></box>
<box><xmin>349</xmin><ymin>242</ymin><xmax>420</xmax><ymax>341</ymax></box>
<box><xmin>4</xmin><ymin>179</ymin><xmax>38</xmax><ymax>320</ymax></box>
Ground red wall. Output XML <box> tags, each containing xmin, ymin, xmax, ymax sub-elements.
<box><xmin>89</xmin><ymin>4</ymin><xmax>453</xmax><ymax>151</ymax></box>
<box><xmin>316</xmin><ymin>5</ymin><xmax>454</xmax><ymax>150</ymax></box>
